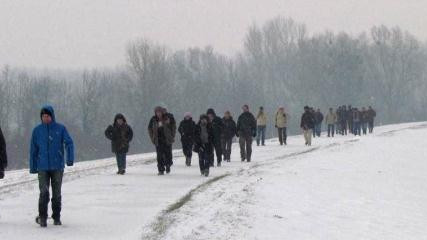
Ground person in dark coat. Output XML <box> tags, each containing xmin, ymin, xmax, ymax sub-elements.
<box><xmin>207</xmin><ymin>108</ymin><xmax>224</xmax><ymax>167</ymax></box>
<box><xmin>236</xmin><ymin>105</ymin><xmax>257</xmax><ymax>162</ymax></box>
<box><xmin>347</xmin><ymin>105</ymin><xmax>353</xmax><ymax>134</ymax></box>
<box><xmin>352</xmin><ymin>108</ymin><xmax>361</xmax><ymax>136</ymax></box>
<box><xmin>313</xmin><ymin>109</ymin><xmax>324</xmax><ymax>137</ymax></box>
<box><xmin>221</xmin><ymin>111</ymin><xmax>237</xmax><ymax>162</ymax></box>
<box><xmin>105</xmin><ymin>113</ymin><xmax>133</xmax><ymax>175</ymax></box>
<box><xmin>367</xmin><ymin>106</ymin><xmax>377</xmax><ymax>133</ymax></box>
<box><xmin>340</xmin><ymin>105</ymin><xmax>348</xmax><ymax>135</ymax></box>
<box><xmin>30</xmin><ymin>105</ymin><xmax>74</xmax><ymax>227</ymax></box>
<box><xmin>336</xmin><ymin>106</ymin><xmax>342</xmax><ymax>135</ymax></box>
<box><xmin>0</xmin><ymin>127</ymin><xmax>7</xmax><ymax>179</ymax></box>
<box><xmin>148</xmin><ymin>106</ymin><xmax>176</xmax><ymax>175</ymax></box>
<box><xmin>360</xmin><ymin>107</ymin><xmax>369</xmax><ymax>135</ymax></box>
<box><xmin>178</xmin><ymin>112</ymin><xmax>196</xmax><ymax>166</ymax></box>
<box><xmin>193</xmin><ymin>114</ymin><xmax>214</xmax><ymax>177</ymax></box>
<box><xmin>300</xmin><ymin>106</ymin><xmax>315</xmax><ymax>146</ymax></box>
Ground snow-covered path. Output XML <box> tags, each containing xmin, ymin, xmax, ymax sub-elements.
<box><xmin>160</xmin><ymin>122</ymin><xmax>427</xmax><ymax>240</ymax></box>
<box><xmin>0</xmin><ymin>122</ymin><xmax>426</xmax><ymax>239</ymax></box>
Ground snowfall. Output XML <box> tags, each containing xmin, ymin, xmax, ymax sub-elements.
<box><xmin>1</xmin><ymin>122</ymin><xmax>427</xmax><ymax>240</ymax></box>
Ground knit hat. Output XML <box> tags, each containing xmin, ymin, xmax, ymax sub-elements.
<box><xmin>184</xmin><ymin>112</ymin><xmax>192</xmax><ymax>118</ymax></box>
<box><xmin>206</xmin><ymin>108</ymin><xmax>216</xmax><ymax>116</ymax></box>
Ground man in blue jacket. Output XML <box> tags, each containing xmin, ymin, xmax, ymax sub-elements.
<box><xmin>30</xmin><ymin>105</ymin><xmax>74</xmax><ymax>228</ymax></box>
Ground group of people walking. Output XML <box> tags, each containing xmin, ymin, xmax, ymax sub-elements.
<box><xmin>164</xmin><ymin>105</ymin><xmax>257</xmax><ymax>177</ymax></box>
<box><xmin>0</xmin><ymin>103</ymin><xmax>376</xmax><ymax>228</ymax></box>
<box><xmin>300</xmin><ymin>105</ymin><xmax>377</xmax><ymax>146</ymax></box>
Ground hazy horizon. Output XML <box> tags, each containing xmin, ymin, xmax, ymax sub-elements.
<box><xmin>1</xmin><ymin>0</ymin><xmax>426</xmax><ymax>69</ymax></box>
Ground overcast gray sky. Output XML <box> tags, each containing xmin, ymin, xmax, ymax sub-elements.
<box><xmin>0</xmin><ymin>0</ymin><xmax>426</xmax><ymax>69</ymax></box>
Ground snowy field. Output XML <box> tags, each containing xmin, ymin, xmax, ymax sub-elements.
<box><xmin>1</xmin><ymin>122</ymin><xmax>427</xmax><ymax>240</ymax></box>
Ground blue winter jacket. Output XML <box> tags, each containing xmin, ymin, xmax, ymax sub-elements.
<box><xmin>29</xmin><ymin>105</ymin><xmax>74</xmax><ymax>173</ymax></box>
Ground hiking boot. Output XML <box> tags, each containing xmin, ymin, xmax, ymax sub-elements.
<box><xmin>53</xmin><ymin>219</ymin><xmax>62</xmax><ymax>226</ymax></box>
<box><xmin>204</xmin><ymin>169</ymin><xmax>209</xmax><ymax>177</ymax></box>
<box><xmin>185</xmin><ymin>157</ymin><xmax>191</xmax><ymax>167</ymax></box>
<box><xmin>165</xmin><ymin>166</ymin><xmax>171</xmax><ymax>174</ymax></box>
<box><xmin>217</xmin><ymin>162</ymin><xmax>221</xmax><ymax>167</ymax></box>
<box><xmin>158</xmin><ymin>172</ymin><xmax>164</xmax><ymax>176</ymax></box>
<box><xmin>36</xmin><ymin>216</ymin><xmax>47</xmax><ymax>228</ymax></box>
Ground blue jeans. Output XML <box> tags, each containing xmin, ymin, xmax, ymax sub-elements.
<box><xmin>353</xmin><ymin>122</ymin><xmax>361</xmax><ymax>136</ymax></box>
<box><xmin>256</xmin><ymin>126</ymin><xmax>266</xmax><ymax>145</ymax></box>
<box><xmin>327</xmin><ymin>124</ymin><xmax>335</xmax><ymax>137</ymax></box>
<box><xmin>314</xmin><ymin>123</ymin><xmax>322</xmax><ymax>137</ymax></box>
<box><xmin>116</xmin><ymin>153</ymin><xmax>127</xmax><ymax>171</ymax></box>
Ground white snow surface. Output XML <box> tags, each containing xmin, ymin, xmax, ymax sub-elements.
<box><xmin>1</xmin><ymin>122</ymin><xmax>427</xmax><ymax>240</ymax></box>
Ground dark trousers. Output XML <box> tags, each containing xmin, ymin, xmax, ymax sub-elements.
<box><xmin>361</xmin><ymin>122</ymin><xmax>368</xmax><ymax>135</ymax></box>
<box><xmin>212</xmin><ymin>141</ymin><xmax>222</xmax><ymax>165</ymax></box>
<box><xmin>341</xmin><ymin>121</ymin><xmax>347</xmax><ymax>135</ymax></box>
<box><xmin>256</xmin><ymin>126</ymin><xmax>266</xmax><ymax>145</ymax></box>
<box><xmin>38</xmin><ymin>170</ymin><xmax>64</xmax><ymax>220</ymax></box>
<box><xmin>277</xmin><ymin>127</ymin><xmax>287</xmax><ymax>145</ymax></box>
<box><xmin>327</xmin><ymin>124</ymin><xmax>335</xmax><ymax>137</ymax></box>
<box><xmin>314</xmin><ymin>123</ymin><xmax>322</xmax><ymax>137</ymax></box>
<box><xmin>181</xmin><ymin>139</ymin><xmax>193</xmax><ymax>159</ymax></box>
<box><xmin>348</xmin><ymin>121</ymin><xmax>353</xmax><ymax>134</ymax></box>
<box><xmin>156</xmin><ymin>143</ymin><xmax>172</xmax><ymax>173</ymax></box>
<box><xmin>198</xmin><ymin>146</ymin><xmax>213</xmax><ymax>173</ymax></box>
<box><xmin>115</xmin><ymin>153</ymin><xmax>126</xmax><ymax>171</ymax></box>
<box><xmin>239</xmin><ymin>134</ymin><xmax>253</xmax><ymax>161</ymax></box>
<box><xmin>368</xmin><ymin>121</ymin><xmax>374</xmax><ymax>133</ymax></box>
<box><xmin>221</xmin><ymin>137</ymin><xmax>233</xmax><ymax>160</ymax></box>
<box><xmin>353</xmin><ymin>122</ymin><xmax>361</xmax><ymax>136</ymax></box>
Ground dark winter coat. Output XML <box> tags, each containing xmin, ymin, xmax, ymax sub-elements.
<box><xmin>105</xmin><ymin>114</ymin><xmax>134</xmax><ymax>154</ymax></box>
<box><xmin>148</xmin><ymin>114</ymin><xmax>176</xmax><ymax>146</ymax></box>
<box><xmin>237</xmin><ymin>112</ymin><xmax>257</xmax><ymax>137</ymax></box>
<box><xmin>360</xmin><ymin>111</ymin><xmax>369</xmax><ymax>123</ymax></box>
<box><xmin>222</xmin><ymin>117</ymin><xmax>237</xmax><ymax>139</ymax></box>
<box><xmin>210</xmin><ymin>116</ymin><xmax>224</xmax><ymax>143</ymax></box>
<box><xmin>367</xmin><ymin>109</ymin><xmax>376</xmax><ymax>121</ymax></box>
<box><xmin>300</xmin><ymin>111</ymin><xmax>315</xmax><ymax>130</ymax></box>
<box><xmin>353</xmin><ymin>110</ymin><xmax>361</xmax><ymax>122</ymax></box>
<box><xmin>193</xmin><ymin>121</ymin><xmax>214</xmax><ymax>154</ymax></box>
<box><xmin>314</xmin><ymin>112</ymin><xmax>324</xmax><ymax>124</ymax></box>
<box><xmin>178</xmin><ymin>118</ymin><xmax>196</xmax><ymax>143</ymax></box>
<box><xmin>30</xmin><ymin>105</ymin><xmax>74</xmax><ymax>174</ymax></box>
<box><xmin>340</xmin><ymin>109</ymin><xmax>348</xmax><ymax>123</ymax></box>
<box><xmin>347</xmin><ymin>109</ymin><xmax>353</xmax><ymax>123</ymax></box>
<box><xmin>0</xmin><ymin>127</ymin><xmax>7</xmax><ymax>172</ymax></box>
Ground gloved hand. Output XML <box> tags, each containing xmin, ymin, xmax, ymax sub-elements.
<box><xmin>67</xmin><ymin>161</ymin><xmax>74</xmax><ymax>167</ymax></box>
<box><xmin>30</xmin><ymin>169</ymin><xmax>38</xmax><ymax>174</ymax></box>
<box><xmin>0</xmin><ymin>171</ymin><xmax>4</xmax><ymax>179</ymax></box>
